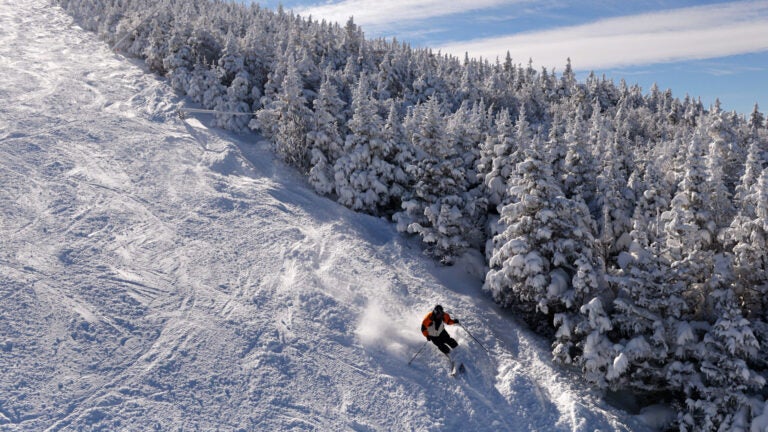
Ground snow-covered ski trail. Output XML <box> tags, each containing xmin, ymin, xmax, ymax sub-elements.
<box><xmin>0</xmin><ymin>1</ymin><xmax>650</xmax><ymax>430</ymax></box>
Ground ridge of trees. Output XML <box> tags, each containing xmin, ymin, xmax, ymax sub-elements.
<box><xmin>56</xmin><ymin>0</ymin><xmax>768</xmax><ymax>429</ymax></box>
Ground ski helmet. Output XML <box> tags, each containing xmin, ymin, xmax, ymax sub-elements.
<box><xmin>434</xmin><ymin>304</ymin><xmax>443</xmax><ymax>315</ymax></box>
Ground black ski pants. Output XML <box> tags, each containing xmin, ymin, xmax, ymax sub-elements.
<box><xmin>430</xmin><ymin>329</ymin><xmax>458</xmax><ymax>355</ymax></box>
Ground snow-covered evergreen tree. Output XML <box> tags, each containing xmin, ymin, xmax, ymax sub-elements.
<box><xmin>734</xmin><ymin>137</ymin><xmax>764</xmax><ymax>209</ymax></box>
<box><xmin>543</xmin><ymin>109</ymin><xmax>567</xmax><ymax>182</ymax></box>
<box><xmin>561</xmin><ymin>105</ymin><xmax>596</xmax><ymax>203</ymax></box>
<box><xmin>705</xmin><ymin>108</ymin><xmax>743</xmax><ymax>192</ymax></box>
<box><xmin>481</xmin><ymin>108</ymin><xmax>517</xmax><ymax>210</ymax></box>
<box><xmin>214</xmin><ymin>70</ymin><xmax>253</xmax><ymax>131</ymax></box>
<box><xmin>217</xmin><ymin>33</ymin><xmax>245</xmax><ymax>87</ymax></box>
<box><xmin>446</xmin><ymin>100</ymin><xmax>484</xmax><ymax>189</ymax></box>
<box><xmin>333</xmin><ymin>74</ymin><xmax>401</xmax><ymax>213</ymax></box>
<box><xmin>678</xmin><ymin>283</ymin><xmax>764</xmax><ymax>432</ymax></box>
<box><xmin>748</xmin><ymin>103</ymin><xmax>764</xmax><ymax>131</ymax></box>
<box><xmin>661</xmin><ymin>130</ymin><xmax>716</xmax><ymax>304</ymax></box>
<box><xmin>163</xmin><ymin>28</ymin><xmax>195</xmax><ymax>92</ymax></box>
<box><xmin>394</xmin><ymin>96</ymin><xmax>478</xmax><ymax>263</ymax></box>
<box><xmin>629</xmin><ymin>161</ymin><xmax>674</xmax><ymax>265</ymax></box>
<box><xmin>253</xmin><ymin>54</ymin><xmax>312</xmax><ymax>170</ymax></box>
<box><xmin>381</xmin><ymin>98</ymin><xmax>412</xmax><ymax>202</ymax></box>
<box><xmin>485</xmin><ymin>138</ymin><xmax>603</xmax><ymax>359</ymax></box>
<box><xmin>725</xmin><ymin>168</ymin><xmax>768</xmax><ymax>318</ymax></box>
<box><xmin>307</xmin><ymin>72</ymin><xmax>346</xmax><ymax>195</ymax></box>
<box><xmin>609</xmin><ymin>234</ymin><xmax>682</xmax><ymax>392</ymax></box>
<box><xmin>578</xmin><ymin>297</ymin><xmax>616</xmax><ymax>387</ymax></box>
<box><xmin>705</xmin><ymin>118</ymin><xmax>736</xmax><ymax>228</ymax></box>
<box><xmin>595</xmin><ymin>133</ymin><xmax>635</xmax><ymax>264</ymax></box>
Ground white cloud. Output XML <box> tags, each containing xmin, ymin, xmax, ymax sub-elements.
<box><xmin>292</xmin><ymin>0</ymin><xmax>523</xmax><ymax>28</ymax></box>
<box><xmin>433</xmin><ymin>1</ymin><xmax>768</xmax><ymax>70</ymax></box>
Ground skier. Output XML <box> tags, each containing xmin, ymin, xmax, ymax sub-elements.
<box><xmin>421</xmin><ymin>304</ymin><xmax>460</xmax><ymax>357</ymax></box>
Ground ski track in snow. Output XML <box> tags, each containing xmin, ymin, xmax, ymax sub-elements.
<box><xmin>0</xmin><ymin>1</ymin><xmax>649</xmax><ymax>430</ymax></box>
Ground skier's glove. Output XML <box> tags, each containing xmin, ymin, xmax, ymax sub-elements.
<box><xmin>454</xmin><ymin>319</ymin><xmax>460</xmax><ymax>324</ymax></box>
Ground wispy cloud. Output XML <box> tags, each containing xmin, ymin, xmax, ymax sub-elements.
<box><xmin>292</xmin><ymin>0</ymin><xmax>527</xmax><ymax>29</ymax></box>
<box><xmin>699</xmin><ymin>62</ymin><xmax>766</xmax><ymax>77</ymax></box>
<box><xmin>433</xmin><ymin>1</ymin><xmax>768</xmax><ymax>70</ymax></box>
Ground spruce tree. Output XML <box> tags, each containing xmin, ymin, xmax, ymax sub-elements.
<box><xmin>253</xmin><ymin>54</ymin><xmax>312</xmax><ymax>171</ymax></box>
<box><xmin>485</xmin><ymin>138</ymin><xmax>602</xmax><ymax>359</ymax></box>
<box><xmin>662</xmin><ymin>129</ymin><xmax>716</xmax><ymax>281</ymax></box>
<box><xmin>679</xmin><ymin>284</ymin><xmax>764</xmax><ymax>432</ymax></box>
<box><xmin>333</xmin><ymin>74</ymin><xmax>401</xmax><ymax>214</ymax></box>
<box><xmin>394</xmin><ymin>96</ymin><xmax>475</xmax><ymax>263</ymax></box>
<box><xmin>307</xmin><ymin>73</ymin><xmax>346</xmax><ymax>196</ymax></box>
<box><xmin>482</xmin><ymin>108</ymin><xmax>516</xmax><ymax>210</ymax></box>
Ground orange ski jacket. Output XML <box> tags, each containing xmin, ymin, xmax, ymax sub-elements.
<box><xmin>421</xmin><ymin>312</ymin><xmax>456</xmax><ymax>338</ymax></box>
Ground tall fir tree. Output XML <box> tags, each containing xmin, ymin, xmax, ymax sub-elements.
<box><xmin>678</xmin><ymin>282</ymin><xmax>764</xmax><ymax>432</ymax></box>
<box><xmin>394</xmin><ymin>96</ymin><xmax>476</xmax><ymax>263</ymax></box>
<box><xmin>307</xmin><ymin>71</ymin><xmax>346</xmax><ymax>195</ymax></box>
<box><xmin>481</xmin><ymin>108</ymin><xmax>517</xmax><ymax>210</ymax></box>
<box><xmin>333</xmin><ymin>74</ymin><xmax>401</xmax><ymax>214</ymax></box>
<box><xmin>485</xmin><ymin>137</ymin><xmax>603</xmax><ymax>361</ymax></box>
<box><xmin>662</xmin><ymin>129</ymin><xmax>716</xmax><ymax>283</ymax></box>
<box><xmin>725</xmin><ymin>167</ymin><xmax>768</xmax><ymax>318</ymax></box>
<box><xmin>253</xmin><ymin>54</ymin><xmax>312</xmax><ymax>171</ymax></box>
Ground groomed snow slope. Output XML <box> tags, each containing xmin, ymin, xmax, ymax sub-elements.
<box><xmin>0</xmin><ymin>1</ymin><xmax>653</xmax><ymax>430</ymax></box>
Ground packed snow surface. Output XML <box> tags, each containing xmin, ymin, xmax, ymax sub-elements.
<box><xmin>0</xmin><ymin>1</ymin><xmax>652</xmax><ymax>430</ymax></box>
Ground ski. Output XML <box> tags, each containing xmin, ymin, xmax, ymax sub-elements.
<box><xmin>449</xmin><ymin>362</ymin><xmax>465</xmax><ymax>377</ymax></box>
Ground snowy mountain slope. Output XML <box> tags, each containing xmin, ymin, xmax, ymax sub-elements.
<box><xmin>0</xmin><ymin>1</ymin><xmax>655</xmax><ymax>430</ymax></box>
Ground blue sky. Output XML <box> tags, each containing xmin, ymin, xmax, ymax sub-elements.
<box><xmin>252</xmin><ymin>0</ymin><xmax>768</xmax><ymax>115</ymax></box>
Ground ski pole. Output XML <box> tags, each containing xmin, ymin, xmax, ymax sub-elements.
<box><xmin>459</xmin><ymin>323</ymin><xmax>489</xmax><ymax>354</ymax></box>
<box><xmin>408</xmin><ymin>340</ymin><xmax>429</xmax><ymax>365</ymax></box>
